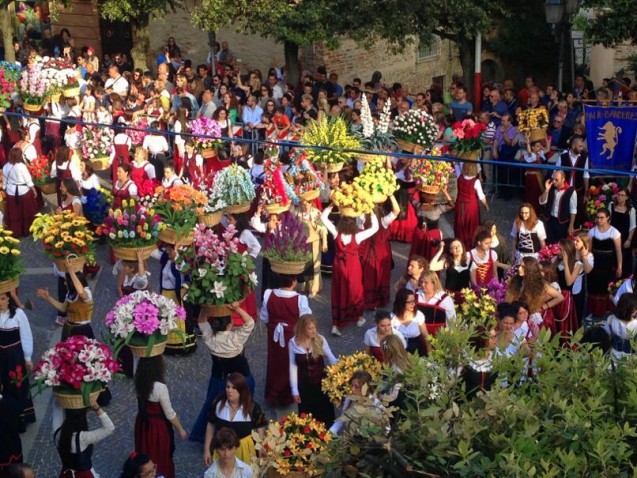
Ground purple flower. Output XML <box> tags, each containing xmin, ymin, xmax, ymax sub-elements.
<box><xmin>132</xmin><ymin>302</ymin><xmax>160</xmax><ymax>334</ymax></box>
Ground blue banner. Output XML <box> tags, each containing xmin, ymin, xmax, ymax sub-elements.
<box><xmin>584</xmin><ymin>105</ymin><xmax>637</xmax><ymax>172</ymax></box>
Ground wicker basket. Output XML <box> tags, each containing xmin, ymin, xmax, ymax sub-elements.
<box><xmin>63</xmin><ymin>86</ymin><xmax>80</xmax><ymax>98</ymax></box>
<box><xmin>36</xmin><ymin>181</ymin><xmax>56</xmax><ymax>195</ymax></box>
<box><xmin>225</xmin><ymin>202</ymin><xmax>251</xmax><ymax>215</ymax></box>
<box><xmin>23</xmin><ymin>103</ymin><xmax>43</xmax><ymax>113</ymax></box>
<box><xmin>201</xmin><ymin>148</ymin><xmax>217</xmax><ymax>159</ymax></box>
<box><xmin>0</xmin><ymin>277</ymin><xmax>19</xmax><ymax>294</ymax></box>
<box><xmin>49</xmin><ymin>93</ymin><xmax>61</xmax><ymax>103</ymax></box>
<box><xmin>112</xmin><ymin>244</ymin><xmax>157</xmax><ymax>261</ymax></box>
<box><xmin>458</xmin><ymin>150</ymin><xmax>480</xmax><ymax>162</ymax></box>
<box><xmin>158</xmin><ymin>229</ymin><xmax>194</xmax><ymax>246</ymax></box>
<box><xmin>54</xmin><ymin>255</ymin><xmax>87</xmax><ymax>273</ymax></box>
<box><xmin>419</xmin><ymin>184</ymin><xmax>441</xmax><ymax>195</ymax></box>
<box><xmin>359</xmin><ymin>154</ymin><xmax>379</xmax><ymax>163</ymax></box>
<box><xmin>198</xmin><ymin>211</ymin><xmax>223</xmax><ymax>228</ymax></box>
<box><xmin>91</xmin><ymin>156</ymin><xmax>110</xmax><ymax>171</ymax></box>
<box><xmin>326</xmin><ymin>162</ymin><xmax>344</xmax><ymax>173</ymax></box>
<box><xmin>529</xmin><ymin>129</ymin><xmax>548</xmax><ymax>142</ymax></box>
<box><xmin>339</xmin><ymin>207</ymin><xmax>362</xmax><ymax>218</ymax></box>
<box><xmin>264</xmin><ymin>203</ymin><xmax>290</xmax><ymax>215</ymax></box>
<box><xmin>267</xmin><ymin>468</ymin><xmax>307</xmax><ymax>478</ymax></box>
<box><xmin>299</xmin><ymin>189</ymin><xmax>320</xmax><ymax>201</ymax></box>
<box><xmin>54</xmin><ymin>389</ymin><xmax>102</xmax><ymax>409</ymax></box>
<box><xmin>270</xmin><ymin>260</ymin><xmax>307</xmax><ymax>275</ymax></box>
<box><xmin>127</xmin><ymin>340</ymin><xmax>167</xmax><ymax>358</ymax></box>
<box><xmin>201</xmin><ymin>303</ymin><xmax>233</xmax><ymax>317</ymax></box>
<box><xmin>396</xmin><ymin>139</ymin><xmax>417</xmax><ymax>153</ymax></box>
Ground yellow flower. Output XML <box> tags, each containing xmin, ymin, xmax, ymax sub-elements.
<box><xmin>54</xmin><ymin>241</ymin><xmax>65</xmax><ymax>249</ymax></box>
<box><xmin>10</xmin><ymin>249</ymin><xmax>20</xmax><ymax>256</ymax></box>
<box><xmin>0</xmin><ymin>246</ymin><xmax>9</xmax><ymax>254</ymax></box>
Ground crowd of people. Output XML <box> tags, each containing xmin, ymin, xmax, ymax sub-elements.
<box><xmin>1</xmin><ymin>30</ymin><xmax>637</xmax><ymax>478</ymax></box>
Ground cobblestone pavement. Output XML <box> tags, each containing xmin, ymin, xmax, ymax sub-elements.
<box><xmin>21</xmin><ymin>192</ymin><xmax>521</xmax><ymax>477</ymax></box>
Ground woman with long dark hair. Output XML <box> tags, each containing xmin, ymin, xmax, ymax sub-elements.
<box><xmin>56</xmin><ymin>178</ymin><xmax>83</xmax><ymax>216</ymax></box>
<box><xmin>53</xmin><ymin>397</ymin><xmax>114</xmax><ymax>478</ymax></box>
<box><xmin>119</xmin><ymin>452</ymin><xmax>156</xmax><ymax>478</ymax></box>
<box><xmin>134</xmin><ymin>356</ymin><xmax>188</xmax><ymax>478</ymax></box>
<box><xmin>609</xmin><ymin>188</ymin><xmax>635</xmax><ymax>279</ymax></box>
<box><xmin>391</xmin><ymin>287</ymin><xmax>430</xmax><ymax>356</ymax></box>
<box><xmin>604</xmin><ymin>292</ymin><xmax>637</xmax><ymax>359</ymax></box>
<box><xmin>51</xmin><ymin>145</ymin><xmax>82</xmax><ymax>206</ymax></box>
<box><xmin>2</xmin><ymin>147</ymin><xmax>38</xmax><ymax>237</ymax></box>
<box><xmin>510</xmin><ymin>203</ymin><xmax>546</xmax><ymax>263</ymax></box>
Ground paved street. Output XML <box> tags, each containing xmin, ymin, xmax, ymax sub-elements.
<box><xmin>20</xmin><ymin>191</ymin><xmax>520</xmax><ymax>477</ymax></box>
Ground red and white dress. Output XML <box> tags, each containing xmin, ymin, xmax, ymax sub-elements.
<box><xmin>111</xmin><ymin>133</ymin><xmax>132</xmax><ymax>184</ymax></box>
<box><xmin>2</xmin><ymin>162</ymin><xmax>38</xmax><ymax>236</ymax></box>
<box><xmin>416</xmin><ymin>290</ymin><xmax>456</xmax><ymax>337</ymax></box>
<box><xmin>130</xmin><ymin>161</ymin><xmax>157</xmax><ymax>197</ymax></box>
<box><xmin>360</xmin><ymin>212</ymin><xmax>396</xmax><ymax>310</ymax></box>
<box><xmin>455</xmin><ymin>174</ymin><xmax>485</xmax><ymax>249</ymax></box>
<box><xmin>469</xmin><ymin>248</ymin><xmax>497</xmax><ymax>287</ymax></box>
<box><xmin>112</xmin><ymin>179</ymin><xmax>138</xmax><ymax>209</ymax></box>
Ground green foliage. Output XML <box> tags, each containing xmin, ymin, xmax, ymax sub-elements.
<box><xmin>97</xmin><ymin>0</ymin><xmax>178</xmax><ymax>25</ymax></box>
<box><xmin>581</xmin><ymin>0</ymin><xmax>637</xmax><ymax>47</ymax></box>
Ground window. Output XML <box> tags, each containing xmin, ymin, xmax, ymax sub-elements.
<box><xmin>418</xmin><ymin>39</ymin><xmax>441</xmax><ymax>61</ymax></box>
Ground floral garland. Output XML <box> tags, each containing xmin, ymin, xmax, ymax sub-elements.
<box><xmin>81</xmin><ymin>125</ymin><xmax>114</xmax><ymax>160</ymax></box>
<box><xmin>0</xmin><ymin>227</ymin><xmax>22</xmax><ymax>282</ymax></box>
<box><xmin>321</xmin><ymin>351</ymin><xmax>382</xmax><ymax>406</ymax></box>
<box><xmin>458</xmin><ymin>287</ymin><xmax>498</xmax><ymax>329</ymax></box>
<box><xmin>26</xmin><ymin>155</ymin><xmax>53</xmax><ymax>185</ymax></box>
<box><xmin>585</xmin><ymin>182</ymin><xmax>618</xmax><ymax>221</ymax></box>
<box><xmin>30</xmin><ymin>211</ymin><xmax>94</xmax><ymax>260</ymax></box>
<box><xmin>191</xmin><ymin>116</ymin><xmax>223</xmax><ymax>151</ymax></box>
<box><xmin>301</xmin><ymin>117</ymin><xmax>361</xmax><ymax>166</ymax></box>
<box><xmin>262</xmin><ymin>213</ymin><xmax>312</xmax><ymax>263</ymax></box>
<box><xmin>209</xmin><ymin>163</ymin><xmax>256</xmax><ymax>207</ymax></box>
<box><xmin>391</xmin><ymin>109</ymin><xmax>438</xmax><ymax>149</ymax></box>
<box><xmin>451</xmin><ymin>119</ymin><xmax>486</xmax><ymax>154</ymax></box>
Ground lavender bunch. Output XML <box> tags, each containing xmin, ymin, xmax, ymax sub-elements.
<box><xmin>262</xmin><ymin>212</ymin><xmax>312</xmax><ymax>263</ymax></box>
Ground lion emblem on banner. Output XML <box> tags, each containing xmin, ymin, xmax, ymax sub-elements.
<box><xmin>598</xmin><ymin>121</ymin><xmax>622</xmax><ymax>160</ymax></box>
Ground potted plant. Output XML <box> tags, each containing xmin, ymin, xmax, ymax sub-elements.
<box><xmin>0</xmin><ymin>61</ymin><xmax>22</xmax><ymax>110</ymax></box>
<box><xmin>190</xmin><ymin>116</ymin><xmax>223</xmax><ymax>158</ymax></box>
<box><xmin>451</xmin><ymin>118</ymin><xmax>486</xmax><ymax>160</ymax></box>
<box><xmin>81</xmin><ymin>125</ymin><xmax>114</xmax><ymax>171</ymax></box>
<box><xmin>210</xmin><ymin>163</ymin><xmax>256</xmax><ymax>214</ymax></box>
<box><xmin>252</xmin><ymin>412</ymin><xmax>332</xmax><ymax>477</ymax></box>
<box><xmin>0</xmin><ymin>226</ymin><xmax>23</xmax><ymax>294</ymax></box>
<box><xmin>148</xmin><ymin>184</ymin><xmax>208</xmax><ymax>245</ymax></box>
<box><xmin>179</xmin><ymin>224</ymin><xmax>258</xmax><ymax>317</ymax></box>
<box><xmin>101</xmin><ymin>199</ymin><xmax>162</xmax><ymax>261</ymax></box>
<box><xmin>262</xmin><ymin>213</ymin><xmax>312</xmax><ymax>275</ymax></box>
<box><xmin>412</xmin><ymin>157</ymin><xmax>456</xmax><ymax>195</ymax></box>
<box><xmin>29</xmin><ymin>211</ymin><xmax>95</xmax><ymax>273</ymax></box>
<box><xmin>19</xmin><ymin>59</ymin><xmax>47</xmax><ymax>111</ymax></box>
<box><xmin>301</xmin><ymin>117</ymin><xmax>361</xmax><ymax>172</ymax></box>
<box><xmin>353</xmin><ymin>156</ymin><xmax>398</xmax><ymax>203</ymax></box>
<box><xmin>196</xmin><ymin>182</ymin><xmax>227</xmax><ymax>228</ymax></box>
<box><xmin>261</xmin><ymin>159</ymin><xmax>292</xmax><ymax>215</ymax></box>
<box><xmin>105</xmin><ymin>290</ymin><xmax>186</xmax><ymax>358</ymax></box>
<box><xmin>286</xmin><ymin>150</ymin><xmax>324</xmax><ymax>202</ymax></box>
<box><xmin>331</xmin><ymin>182</ymin><xmax>374</xmax><ymax>218</ymax></box>
<box><xmin>32</xmin><ymin>335</ymin><xmax>121</xmax><ymax>409</ymax></box>
<box><xmin>356</xmin><ymin>94</ymin><xmax>395</xmax><ymax>154</ymax></box>
<box><xmin>321</xmin><ymin>351</ymin><xmax>382</xmax><ymax>406</ymax></box>
<box><xmin>392</xmin><ymin>109</ymin><xmax>439</xmax><ymax>152</ymax></box>
<box><xmin>26</xmin><ymin>155</ymin><xmax>55</xmax><ymax>194</ymax></box>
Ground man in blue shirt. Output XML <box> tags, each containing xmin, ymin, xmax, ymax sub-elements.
<box><xmin>450</xmin><ymin>85</ymin><xmax>473</xmax><ymax>121</ymax></box>
<box><xmin>488</xmin><ymin>89</ymin><xmax>508</xmax><ymax>127</ymax></box>
<box><xmin>242</xmin><ymin>95</ymin><xmax>263</xmax><ymax>137</ymax></box>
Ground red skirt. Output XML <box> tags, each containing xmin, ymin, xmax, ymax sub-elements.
<box><xmin>331</xmin><ymin>246</ymin><xmax>364</xmax><ymax>327</ymax></box>
<box><xmin>540</xmin><ymin>308</ymin><xmax>557</xmax><ymax>337</ymax></box>
<box><xmin>265</xmin><ymin>323</ymin><xmax>295</xmax><ymax>406</ymax></box>
<box><xmin>552</xmin><ymin>290</ymin><xmax>579</xmax><ymax>345</ymax></box>
<box><xmin>361</xmin><ymin>231</ymin><xmax>393</xmax><ymax>310</ymax></box>
<box><xmin>232</xmin><ymin>290</ymin><xmax>257</xmax><ymax>326</ymax></box>
<box><xmin>5</xmin><ymin>191</ymin><xmax>39</xmax><ymax>237</ymax></box>
<box><xmin>135</xmin><ymin>402</ymin><xmax>175</xmax><ymax>478</ymax></box>
<box><xmin>454</xmin><ymin>199</ymin><xmax>480</xmax><ymax>250</ymax></box>
<box><xmin>390</xmin><ymin>190</ymin><xmax>417</xmax><ymax>243</ymax></box>
<box><xmin>409</xmin><ymin>227</ymin><xmax>442</xmax><ymax>262</ymax></box>
<box><xmin>524</xmin><ymin>170</ymin><xmax>544</xmax><ymax>215</ymax></box>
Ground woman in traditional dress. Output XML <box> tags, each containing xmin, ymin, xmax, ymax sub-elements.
<box><xmin>289</xmin><ymin>314</ymin><xmax>337</xmax><ymax>427</ymax></box>
<box><xmin>510</xmin><ymin>203</ymin><xmax>546</xmax><ymax>263</ymax></box>
<box><xmin>610</xmin><ymin>188</ymin><xmax>635</xmax><ymax>279</ymax></box>
<box><xmin>454</xmin><ymin>161</ymin><xmax>489</xmax><ymax>249</ymax></box>
<box><xmin>294</xmin><ymin>197</ymin><xmax>327</xmax><ymax>298</ymax></box>
<box><xmin>183</xmin><ymin>140</ymin><xmax>206</xmax><ymax>189</ymax></box>
<box><xmin>203</xmin><ymin>373</ymin><xmax>266</xmax><ymax>466</ymax></box>
<box><xmin>573</xmin><ymin>232</ymin><xmax>594</xmax><ymax>323</ymax></box>
<box><xmin>557</xmin><ymin>238</ymin><xmax>586</xmax><ymax>333</ymax></box>
<box><xmin>0</xmin><ymin>292</ymin><xmax>35</xmax><ymax>432</ymax></box>
<box><xmin>416</xmin><ymin>269</ymin><xmax>457</xmax><ymax>338</ymax></box>
<box><xmin>442</xmin><ymin>239</ymin><xmax>471</xmax><ymax>302</ymax></box>
<box><xmin>79</xmin><ymin>160</ymin><xmax>100</xmax><ymax>198</ymax></box>
<box><xmin>260</xmin><ymin>275</ymin><xmax>311</xmax><ymax>408</ymax></box>
<box><xmin>321</xmin><ymin>205</ymin><xmax>379</xmax><ymax>336</ymax></box>
<box><xmin>361</xmin><ymin>196</ymin><xmax>400</xmax><ymax>311</ymax></box>
<box><xmin>14</xmin><ymin>128</ymin><xmax>37</xmax><ymax>165</ymax></box>
<box><xmin>378</xmin><ymin>335</ymin><xmax>411</xmax><ymax>410</ymax></box>
<box><xmin>53</xmin><ymin>397</ymin><xmax>114</xmax><ymax>478</ymax></box>
<box><xmin>110</xmin><ymin>126</ymin><xmax>132</xmax><ymax>184</ymax></box>
<box><xmin>588</xmin><ymin>208</ymin><xmax>622</xmax><ymax>317</ymax></box>
<box><xmin>56</xmin><ymin>178</ymin><xmax>83</xmax><ymax>216</ymax></box>
<box><xmin>320</xmin><ymin>171</ymin><xmax>340</xmax><ymax>276</ymax></box>
<box><xmin>112</xmin><ymin>164</ymin><xmax>138</xmax><ymax>209</ymax></box>
<box><xmin>363</xmin><ymin>309</ymin><xmax>406</xmax><ymax>362</ymax></box>
<box><xmin>130</xmin><ymin>148</ymin><xmax>157</xmax><ymax>197</ymax></box>
<box><xmin>24</xmin><ymin>115</ymin><xmax>42</xmax><ymax>158</ymax></box>
<box><xmin>190</xmin><ymin>303</ymin><xmax>255</xmax><ymax>444</ymax></box>
<box><xmin>51</xmin><ymin>146</ymin><xmax>82</xmax><ymax>206</ymax></box>
<box><xmin>172</xmin><ymin>106</ymin><xmax>189</xmax><ymax>177</ymax></box>
<box><xmin>391</xmin><ymin>288</ymin><xmax>430</xmax><ymax>357</ymax></box>
<box><xmin>134</xmin><ymin>356</ymin><xmax>189</xmax><ymax>478</ymax></box>
<box><xmin>469</xmin><ymin>228</ymin><xmax>499</xmax><ymax>287</ymax></box>
<box><xmin>409</xmin><ymin>187</ymin><xmax>454</xmax><ymax>262</ymax></box>
<box><xmin>389</xmin><ymin>157</ymin><xmax>418</xmax><ymax>243</ymax></box>
<box><xmin>522</xmin><ymin>137</ymin><xmax>547</xmax><ymax>214</ymax></box>
<box><xmin>2</xmin><ymin>148</ymin><xmax>38</xmax><ymax>237</ymax></box>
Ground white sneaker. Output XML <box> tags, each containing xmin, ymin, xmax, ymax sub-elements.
<box><xmin>331</xmin><ymin>326</ymin><xmax>342</xmax><ymax>337</ymax></box>
<box><xmin>356</xmin><ymin>317</ymin><xmax>366</xmax><ymax>327</ymax></box>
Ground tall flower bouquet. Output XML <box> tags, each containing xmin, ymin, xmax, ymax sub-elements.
<box><xmin>392</xmin><ymin>109</ymin><xmax>438</xmax><ymax>151</ymax></box>
<box><xmin>105</xmin><ymin>291</ymin><xmax>186</xmax><ymax>358</ymax></box>
<box><xmin>356</xmin><ymin>94</ymin><xmax>395</xmax><ymax>151</ymax></box>
<box><xmin>191</xmin><ymin>117</ymin><xmax>222</xmax><ymax>155</ymax></box>
<box><xmin>412</xmin><ymin>157</ymin><xmax>455</xmax><ymax>195</ymax></box>
<box><xmin>301</xmin><ymin>117</ymin><xmax>361</xmax><ymax>171</ymax></box>
<box><xmin>26</xmin><ymin>155</ymin><xmax>54</xmax><ymax>187</ymax></box>
<box><xmin>179</xmin><ymin>224</ymin><xmax>257</xmax><ymax>313</ymax></box>
<box><xmin>196</xmin><ymin>182</ymin><xmax>227</xmax><ymax>227</ymax></box>
<box><xmin>517</xmin><ymin>107</ymin><xmax>550</xmax><ymax>139</ymax></box>
<box><xmin>252</xmin><ymin>412</ymin><xmax>332</xmax><ymax>476</ymax></box>
<box><xmin>260</xmin><ymin>159</ymin><xmax>291</xmax><ymax>214</ymax></box>
<box><xmin>81</xmin><ymin>125</ymin><xmax>114</xmax><ymax>170</ymax></box>
<box><xmin>285</xmin><ymin>149</ymin><xmax>324</xmax><ymax>202</ymax></box>
<box><xmin>585</xmin><ymin>182</ymin><xmax>618</xmax><ymax>221</ymax></box>
<box><xmin>83</xmin><ymin>187</ymin><xmax>113</xmax><ymax>226</ymax></box>
<box><xmin>32</xmin><ymin>335</ymin><xmax>121</xmax><ymax>409</ymax></box>
<box><xmin>451</xmin><ymin>119</ymin><xmax>486</xmax><ymax>156</ymax></box>
<box><xmin>0</xmin><ymin>227</ymin><xmax>22</xmax><ymax>290</ymax></box>
<box><xmin>353</xmin><ymin>156</ymin><xmax>398</xmax><ymax>203</ymax></box>
<box><xmin>331</xmin><ymin>182</ymin><xmax>374</xmax><ymax>217</ymax></box>
<box><xmin>19</xmin><ymin>59</ymin><xmax>47</xmax><ymax>108</ymax></box>
<box><xmin>321</xmin><ymin>351</ymin><xmax>382</xmax><ymax>406</ymax></box>
<box><xmin>151</xmin><ymin>184</ymin><xmax>207</xmax><ymax>244</ymax></box>
<box><xmin>262</xmin><ymin>213</ymin><xmax>311</xmax><ymax>275</ymax></box>
<box><xmin>458</xmin><ymin>287</ymin><xmax>498</xmax><ymax>329</ymax></box>
<box><xmin>210</xmin><ymin>163</ymin><xmax>256</xmax><ymax>213</ymax></box>
<box><xmin>0</xmin><ymin>61</ymin><xmax>22</xmax><ymax>109</ymax></box>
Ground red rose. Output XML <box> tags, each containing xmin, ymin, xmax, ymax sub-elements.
<box><xmin>303</xmin><ymin>427</ymin><xmax>310</xmax><ymax>434</ymax></box>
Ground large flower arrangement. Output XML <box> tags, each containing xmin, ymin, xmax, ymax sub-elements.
<box><xmin>392</xmin><ymin>109</ymin><xmax>438</xmax><ymax>149</ymax></box>
<box><xmin>0</xmin><ymin>227</ymin><xmax>22</xmax><ymax>282</ymax></box>
<box><xmin>412</xmin><ymin>158</ymin><xmax>456</xmax><ymax>192</ymax></box>
<box><xmin>210</xmin><ymin>163</ymin><xmax>256</xmax><ymax>208</ymax></box>
<box><xmin>197</xmin><ymin>182</ymin><xmax>227</xmax><ymax>214</ymax></box>
<box><xmin>538</xmin><ymin>243</ymin><xmax>561</xmax><ymax>263</ymax></box>
<box><xmin>458</xmin><ymin>287</ymin><xmax>497</xmax><ymax>329</ymax></box>
<box><xmin>30</xmin><ymin>211</ymin><xmax>94</xmax><ymax>260</ymax></box>
<box><xmin>19</xmin><ymin>59</ymin><xmax>47</xmax><ymax>106</ymax></box>
<box><xmin>470</xmin><ymin>278</ymin><xmax>508</xmax><ymax>305</ymax></box>
<box><xmin>191</xmin><ymin>116</ymin><xmax>223</xmax><ymax>152</ymax></box>
<box><xmin>451</xmin><ymin>119</ymin><xmax>486</xmax><ymax>154</ymax></box>
<box><xmin>105</xmin><ymin>291</ymin><xmax>186</xmax><ymax>356</ymax></box>
<box><xmin>357</xmin><ymin>94</ymin><xmax>395</xmax><ymax>151</ymax></box>
<box><xmin>101</xmin><ymin>199</ymin><xmax>163</xmax><ymax>248</ymax></box>
<box><xmin>129</xmin><ymin>117</ymin><xmax>150</xmax><ymax>146</ymax></box>
<box><xmin>41</xmin><ymin>58</ymin><xmax>74</xmax><ymax>95</ymax></box>
<box><xmin>81</xmin><ymin>125</ymin><xmax>114</xmax><ymax>160</ymax></box>
<box><xmin>285</xmin><ymin>150</ymin><xmax>324</xmax><ymax>202</ymax></box>
<box><xmin>83</xmin><ymin>187</ymin><xmax>113</xmax><ymax>226</ymax></box>
<box><xmin>301</xmin><ymin>117</ymin><xmax>361</xmax><ymax>167</ymax></box>
<box><xmin>585</xmin><ymin>182</ymin><xmax>618</xmax><ymax>221</ymax></box>
<box><xmin>252</xmin><ymin>412</ymin><xmax>332</xmax><ymax>476</ymax></box>
<box><xmin>26</xmin><ymin>155</ymin><xmax>53</xmax><ymax>186</ymax></box>
<box><xmin>0</xmin><ymin>61</ymin><xmax>22</xmax><ymax>108</ymax></box>
<box><xmin>32</xmin><ymin>335</ymin><xmax>121</xmax><ymax>406</ymax></box>
<box><xmin>321</xmin><ymin>351</ymin><xmax>382</xmax><ymax>406</ymax></box>
<box><xmin>331</xmin><ymin>182</ymin><xmax>374</xmax><ymax>216</ymax></box>
<box><xmin>179</xmin><ymin>224</ymin><xmax>258</xmax><ymax>306</ymax></box>
<box><xmin>262</xmin><ymin>213</ymin><xmax>312</xmax><ymax>264</ymax></box>
<box><xmin>517</xmin><ymin>107</ymin><xmax>550</xmax><ymax>133</ymax></box>
<box><xmin>150</xmin><ymin>185</ymin><xmax>207</xmax><ymax>239</ymax></box>
<box><xmin>260</xmin><ymin>159</ymin><xmax>291</xmax><ymax>212</ymax></box>
<box><xmin>353</xmin><ymin>156</ymin><xmax>398</xmax><ymax>202</ymax></box>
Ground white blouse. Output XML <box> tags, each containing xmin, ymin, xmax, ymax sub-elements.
<box><xmin>81</xmin><ymin>174</ymin><xmax>101</xmax><ymax>191</ymax></box>
<box><xmin>288</xmin><ymin>336</ymin><xmax>337</xmax><ymax>396</ymax></box>
<box><xmin>2</xmin><ymin>163</ymin><xmax>34</xmax><ymax>196</ymax></box>
<box><xmin>390</xmin><ymin>311</ymin><xmax>426</xmax><ymax>339</ymax></box>
<box><xmin>51</xmin><ymin>160</ymin><xmax>82</xmax><ymax>182</ymax></box>
<box><xmin>363</xmin><ymin>327</ymin><xmax>406</xmax><ymax>348</ymax></box>
<box><xmin>0</xmin><ymin>309</ymin><xmax>33</xmax><ymax>361</ymax></box>
<box><xmin>147</xmin><ymin>381</ymin><xmax>177</xmax><ymax>420</ymax></box>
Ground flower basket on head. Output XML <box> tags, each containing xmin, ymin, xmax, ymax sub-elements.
<box><xmin>30</xmin><ymin>211</ymin><xmax>94</xmax><ymax>266</ymax></box>
<box><xmin>105</xmin><ymin>290</ymin><xmax>186</xmax><ymax>358</ymax></box>
<box><xmin>353</xmin><ymin>156</ymin><xmax>398</xmax><ymax>204</ymax></box>
<box><xmin>32</xmin><ymin>335</ymin><xmax>121</xmax><ymax>409</ymax></box>
<box><xmin>27</xmin><ymin>155</ymin><xmax>54</xmax><ymax>192</ymax></box>
<box><xmin>178</xmin><ymin>224</ymin><xmax>258</xmax><ymax>311</ymax></box>
<box><xmin>83</xmin><ymin>187</ymin><xmax>113</xmax><ymax>226</ymax></box>
<box><xmin>585</xmin><ymin>182</ymin><xmax>618</xmax><ymax>222</ymax></box>
<box><xmin>413</xmin><ymin>157</ymin><xmax>455</xmax><ymax>195</ymax></box>
<box><xmin>321</xmin><ymin>351</ymin><xmax>383</xmax><ymax>406</ymax></box>
<box><xmin>101</xmin><ymin>199</ymin><xmax>162</xmax><ymax>260</ymax></box>
<box><xmin>262</xmin><ymin>213</ymin><xmax>312</xmax><ymax>275</ymax></box>
<box><xmin>19</xmin><ymin>59</ymin><xmax>47</xmax><ymax>109</ymax></box>
<box><xmin>252</xmin><ymin>412</ymin><xmax>332</xmax><ymax>477</ymax></box>
<box><xmin>0</xmin><ymin>226</ymin><xmax>23</xmax><ymax>287</ymax></box>
<box><xmin>211</xmin><ymin>164</ymin><xmax>256</xmax><ymax>214</ymax></box>
<box><xmin>356</xmin><ymin>94</ymin><xmax>396</xmax><ymax>152</ymax></box>
<box><xmin>332</xmin><ymin>182</ymin><xmax>374</xmax><ymax>218</ymax></box>
<box><xmin>517</xmin><ymin>107</ymin><xmax>549</xmax><ymax>136</ymax></box>
<box><xmin>301</xmin><ymin>117</ymin><xmax>361</xmax><ymax>170</ymax></box>
<box><xmin>0</xmin><ymin>62</ymin><xmax>22</xmax><ymax>109</ymax></box>
<box><xmin>191</xmin><ymin>116</ymin><xmax>223</xmax><ymax>154</ymax></box>
<box><xmin>451</xmin><ymin>119</ymin><xmax>487</xmax><ymax>156</ymax></box>
<box><xmin>392</xmin><ymin>109</ymin><xmax>439</xmax><ymax>150</ymax></box>
<box><xmin>261</xmin><ymin>158</ymin><xmax>292</xmax><ymax>215</ymax></box>
<box><xmin>81</xmin><ymin>125</ymin><xmax>114</xmax><ymax>171</ymax></box>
